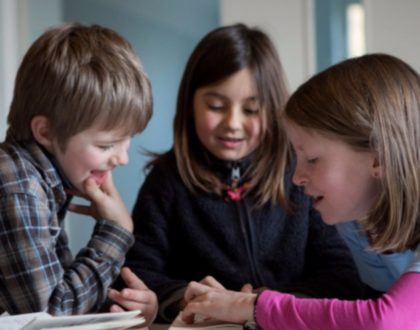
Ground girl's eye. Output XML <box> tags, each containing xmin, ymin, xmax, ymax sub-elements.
<box><xmin>208</xmin><ymin>104</ymin><xmax>224</xmax><ymax>112</ymax></box>
<box><xmin>244</xmin><ymin>108</ymin><xmax>259</xmax><ymax>115</ymax></box>
<box><xmin>307</xmin><ymin>157</ymin><xmax>318</xmax><ymax>164</ymax></box>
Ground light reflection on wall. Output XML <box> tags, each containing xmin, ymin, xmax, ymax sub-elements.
<box><xmin>347</xmin><ymin>3</ymin><xmax>366</xmax><ymax>57</ymax></box>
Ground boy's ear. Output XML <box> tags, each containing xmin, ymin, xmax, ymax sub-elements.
<box><xmin>31</xmin><ymin>116</ymin><xmax>53</xmax><ymax>149</ymax></box>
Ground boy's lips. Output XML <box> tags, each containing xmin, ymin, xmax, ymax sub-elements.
<box><xmin>90</xmin><ymin>170</ymin><xmax>108</xmax><ymax>185</ymax></box>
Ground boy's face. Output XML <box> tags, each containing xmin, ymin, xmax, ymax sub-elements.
<box><xmin>50</xmin><ymin>126</ymin><xmax>131</xmax><ymax>193</ymax></box>
<box><xmin>285</xmin><ymin>119</ymin><xmax>382</xmax><ymax>225</ymax></box>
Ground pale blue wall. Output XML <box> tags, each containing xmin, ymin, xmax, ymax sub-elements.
<box><xmin>62</xmin><ymin>0</ymin><xmax>219</xmax><ymax>253</ymax></box>
<box><xmin>314</xmin><ymin>0</ymin><xmax>361</xmax><ymax>72</ymax></box>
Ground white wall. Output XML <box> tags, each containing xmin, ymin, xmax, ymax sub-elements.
<box><xmin>0</xmin><ymin>0</ymin><xmax>62</xmax><ymax>140</ymax></box>
<box><xmin>364</xmin><ymin>0</ymin><xmax>420</xmax><ymax>72</ymax></box>
<box><xmin>221</xmin><ymin>0</ymin><xmax>420</xmax><ymax>91</ymax></box>
<box><xmin>220</xmin><ymin>0</ymin><xmax>315</xmax><ymax>92</ymax></box>
<box><xmin>0</xmin><ymin>0</ymin><xmax>19</xmax><ymax>140</ymax></box>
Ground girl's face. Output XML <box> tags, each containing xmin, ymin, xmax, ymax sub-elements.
<box><xmin>285</xmin><ymin>119</ymin><xmax>382</xmax><ymax>224</ymax></box>
<box><xmin>193</xmin><ymin>68</ymin><xmax>262</xmax><ymax>161</ymax></box>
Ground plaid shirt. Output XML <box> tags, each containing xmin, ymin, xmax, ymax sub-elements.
<box><xmin>0</xmin><ymin>137</ymin><xmax>134</xmax><ymax>315</ymax></box>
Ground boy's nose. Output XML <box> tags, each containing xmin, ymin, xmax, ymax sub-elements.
<box><xmin>110</xmin><ymin>149</ymin><xmax>129</xmax><ymax>166</ymax></box>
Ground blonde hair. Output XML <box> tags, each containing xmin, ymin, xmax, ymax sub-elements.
<box><xmin>285</xmin><ymin>53</ymin><xmax>420</xmax><ymax>252</ymax></box>
<box><xmin>8</xmin><ymin>22</ymin><xmax>152</xmax><ymax>150</ymax></box>
<box><xmin>168</xmin><ymin>23</ymin><xmax>289</xmax><ymax>207</ymax></box>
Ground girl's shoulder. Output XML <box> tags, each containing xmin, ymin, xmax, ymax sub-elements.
<box><xmin>405</xmin><ymin>244</ymin><xmax>420</xmax><ymax>273</ymax></box>
<box><xmin>143</xmin><ymin>150</ymin><xmax>182</xmax><ymax>187</ymax></box>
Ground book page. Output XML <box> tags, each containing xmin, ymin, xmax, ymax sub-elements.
<box><xmin>169</xmin><ymin>313</ymin><xmax>241</xmax><ymax>330</ymax></box>
<box><xmin>0</xmin><ymin>312</ymin><xmax>51</xmax><ymax>330</ymax></box>
<box><xmin>39</xmin><ymin>317</ymin><xmax>145</xmax><ymax>330</ymax></box>
<box><xmin>23</xmin><ymin>310</ymin><xmax>142</xmax><ymax>330</ymax></box>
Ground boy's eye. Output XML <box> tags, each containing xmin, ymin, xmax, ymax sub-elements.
<box><xmin>98</xmin><ymin>145</ymin><xmax>113</xmax><ymax>151</ymax></box>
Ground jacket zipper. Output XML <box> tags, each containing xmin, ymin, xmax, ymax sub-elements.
<box><xmin>231</xmin><ymin>165</ymin><xmax>264</xmax><ymax>287</ymax></box>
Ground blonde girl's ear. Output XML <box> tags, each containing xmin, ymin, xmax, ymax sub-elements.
<box><xmin>371</xmin><ymin>154</ymin><xmax>383</xmax><ymax>179</ymax></box>
<box><xmin>31</xmin><ymin>115</ymin><xmax>53</xmax><ymax>149</ymax></box>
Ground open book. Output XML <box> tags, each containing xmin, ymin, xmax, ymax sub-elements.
<box><xmin>168</xmin><ymin>312</ymin><xmax>241</xmax><ymax>330</ymax></box>
<box><xmin>0</xmin><ymin>310</ymin><xmax>145</xmax><ymax>330</ymax></box>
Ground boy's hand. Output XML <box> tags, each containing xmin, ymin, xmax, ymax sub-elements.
<box><xmin>108</xmin><ymin>267</ymin><xmax>158</xmax><ymax>326</ymax></box>
<box><xmin>67</xmin><ymin>173</ymin><xmax>133</xmax><ymax>232</ymax></box>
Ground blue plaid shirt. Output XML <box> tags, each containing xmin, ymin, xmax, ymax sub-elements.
<box><xmin>0</xmin><ymin>137</ymin><xmax>134</xmax><ymax>315</ymax></box>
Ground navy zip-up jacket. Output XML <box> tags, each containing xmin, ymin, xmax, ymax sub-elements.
<box><xmin>125</xmin><ymin>151</ymin><xmax>366</xmax><ymax>321</ymax></box>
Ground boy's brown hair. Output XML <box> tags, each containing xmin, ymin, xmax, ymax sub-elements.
<box><xmin>7</xmin><ymin>22</ymin><xmax>152</xmax><ymax>150</ymax></box>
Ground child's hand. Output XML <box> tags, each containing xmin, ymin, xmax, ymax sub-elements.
<box><xmin>199</xmin><ymin>275</ymin><xmax>226</xmax><ymax>290</ymax></box>
<box><xmin>108</xmin><ymin>267</ymin><xmax>158</xmax><ymax>326</ymax></box>
<box><xmin>67</xmin><ymin>173</ymin><xmax>133</xmax><ymax>232</ymax></box>
<box><xmin>182</xmin><ymin>281</ymin><xmax>256</xmax><ymax>325</ymax></box>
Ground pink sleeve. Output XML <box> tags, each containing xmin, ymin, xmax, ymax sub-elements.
<box><xmin>255</xmin><ymin>272</ymin><xmax>419</xmax><ymax>330</ymax></box>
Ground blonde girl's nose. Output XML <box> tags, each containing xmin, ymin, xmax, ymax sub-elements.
<box><xmin>292</xmin><ymin>164</ymin><xmax>307</xmax><ymax>186</ymax></box>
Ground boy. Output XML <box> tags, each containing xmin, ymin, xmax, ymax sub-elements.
<box><xmin>0</xmin><ymin>22</ymin><xmax>157</xmax><ymax>323</ymax></box>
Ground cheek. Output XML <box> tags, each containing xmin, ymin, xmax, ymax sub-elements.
<box><xmin>195</xmin><ymin>113</ymin><xmax>217</xmax><ymax>139</ymax></box>
<box><xmin>75</xmin><ymin>149</ymin><xmax>104</xmax><ymax>171</ymax></box>
<box><xmin>247</xmin><ymin>118</ymin><xmax>263</xmax><ymax>142</ymax></box>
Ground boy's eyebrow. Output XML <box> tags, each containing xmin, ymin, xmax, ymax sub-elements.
<box><xmin>94</xmin><ymin>135</ymin><xmax>130</xmax><ymax>144</ymax></box>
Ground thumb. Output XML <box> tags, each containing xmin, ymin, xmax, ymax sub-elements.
<box><xmin>83</xmin><ymin>178</ymin><xmax>106</xmax><ymax>203</ymax></box>
<box><xmin>121</xmin><ymin>267</ymin><xmax>148</xmax><ymax>290</ymax></box>
<box><xmin>240</xmin><ymin>283</ymin><xmax>253</xmax><ymax>293</ymax></box>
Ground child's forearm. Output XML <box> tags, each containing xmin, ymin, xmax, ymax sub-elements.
<box><xmin>255</xmin><ymin>272</ymin><xmax>420</xmax><ymax>330</ymax></box>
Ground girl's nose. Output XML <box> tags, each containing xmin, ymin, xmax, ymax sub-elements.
<box><xmin>292</xmin><ymin>165</ymin><xmax>307</xmax><ymax>186</ymax></box>
<box><xmin>224</xmin><ymin>107</ymin><xmax>242</xmax><ymax>130</ymax></box>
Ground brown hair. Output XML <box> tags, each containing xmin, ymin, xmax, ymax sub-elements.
<box><xmin>161</xmin><ymin>23</ymin><xmax>289</xmax><ymax>206</ymax></box>
<box><xmin>8</xmin><ymin>22</ymin><xmax>152</xmax><ymax>150</ymax></box>
<box><xmin>285</xmin><ymin>53</ymin><xmax>420</xmax><ymax>252</ymax></box>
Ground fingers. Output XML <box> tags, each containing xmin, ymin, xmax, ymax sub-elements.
<box><xmin>109</xmin><ymin>304</ymin><xmax>125</xmax><ymax>313</ymax></box>
<box><xmin>200</xmin><ymin>276</ymin><xmax>225</xmax><ymax>290</ymax></box>
<box><xmin>84</xmin><ymin>178</ymin><xmax>106</xmax><ymax>202</ymax></box>
<box><xmin>120</xmin><ymin>267</ymin><xmax>148</xmax><ymax>290</ymax></box>
<box><xmin>108</xmin><ymin>287</ymin><xmax>158</xmax><ymax>325</ymax></box>
<box><xmin>181</xmin><ymin>306</ymin><xmax>197</xmax><ymax>324</ymax></box>
<box><xmin>97</xmin><ymin>172</ymin><xmax>118</xmax><ymax>197</ymax></box>
<box><xmin>184</xmin><ymin>281</ymin><xmax>210</xmax><ymax>302</ymax></box>
<box><xmin>240</xmin><ymin>283</ymin><xmax>253</xmax><ymax>293</ymax></box>
<box><xmin>108</xmin><ymin>287</ymin><xmax>154</xmax><ymax>308</ymax></box>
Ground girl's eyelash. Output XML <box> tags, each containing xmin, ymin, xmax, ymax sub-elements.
<box><xmin>244</xmin><ymin>108</ymin><xmax>259</xmax><ymax>114</ymax></box>
<box><xmin>307</xmin><ymin>157</ymin><xmax>318</xmax><ymax>164</ymax></box>
<box><xmin>208</xmin><ymin>105</ymin><xmax>223</xmax><ymax>110</ymax></box>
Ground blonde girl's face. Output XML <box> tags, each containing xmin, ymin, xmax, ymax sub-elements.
<box><xmin>193</xmin><ymin>68</ymin><xmax>262</xmax><ymax>161</ymax></box>
<box><xmin>285</xmin><ymin>119</ymin><xmax>382</xmax><ymax>224</ymax></box>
